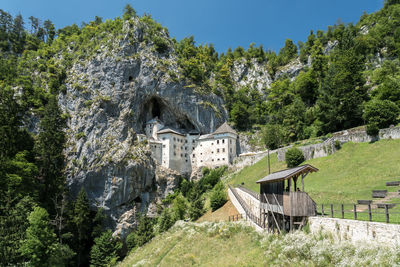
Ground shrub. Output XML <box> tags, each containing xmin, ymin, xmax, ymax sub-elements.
<box><xmin>154</xmin><ymin>36</ymin><xmax>169</xmax><ymax>54</ymax></box>
<box><xmin>210</xmin><ymin>182</ymin><xmax>227</xmax><ymax>211</ymax></box>
<box><xmin>285</xmin><ymin>147</ymin><xmax>305</xmax><ymax>168</ymax></box>
<box><xmin>199</xmin><ymin>166</ymin><xmax>227</xmax><ymax>193</ymax></box>
<box><xmin>188</xmin><ymin>196</ymin><xmax>204</xmax><ymax>221</ymax></box>
<box><xmin>363</xmin><ymin>99</ymin><xmax>400</xmax><ymax>136</ymax></box>
<box><xmin>334</xmin><ymin>140</ymin><xmax>341</xmax><ymax>150</ymax></box>
<box><xmin>158</xmin><ymin>208</ymin><xmax>175</xmax><ymax>233</ymax></box>
<box><xmin>261</xmin><ymin>124</ymin><xmax>284</xmax><ymax>150</ymax></box>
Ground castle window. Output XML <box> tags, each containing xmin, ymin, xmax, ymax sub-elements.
<box><xmin>185</xmin><ymin>140</ymin><xmax>188</xmax><ymax>143</ymax></box>
<box><xmin>174</xmin><ymin>145</ymin><xmax>176</xmax><ymax>149</ymax></box>
<box><xmin>222</xmin><ymin>139</ymin><xmax>225</xmax><ymax>144</ymax></box>
<box><xmin>181</xmin><ymin>146</ymin><xmax>183</xmax><ymax>150</ymax></box>
<box><xmin>230</xmin><ymin>140</ymin><xmax>232</xmax><ymax>144</ymax></box>
<box><xmin>223</xmin><ymin>158</ymin><xmax>225</xmax><ymax>161</ymax></box>
<box><xmin>181</xmin><ymin>154</ymin><xmax>183</xmax><ymax>157</ymax></box>
<box><xmin>201</xmin><ymin>160</ymin><xmax>203</xmax><ymax>163</ymax></box>
<box><xmin>200</xmin><ymin>153</ymin><xmax>202</xmax><ymax>155</ymax></box>
<box><xmin>230</xmin><ymin>148</ymin><xmax>232</xmax><ymax>153</ymax></box>
<box><xmin>217</xmin><ymin>158</ymin><xmax>220</xmax><ymax>161</ymax></box>
<box><xmin>223</xmin><ymin>148</ymin><xmax>225</xmax><ymax>152</ymax></box>
<box><xmin>173</xmin><ymin>137</ymin><xmax>176</xmax><ymax>141</ymax></box>
<box><xmin>162</xmin><ymin>137</ymin><xmax>166</xmax><ymax>140</ymax></box>
<box><xmin>217</xmin><ymin>149</ymin><xmax>220</xmax><ymax>153</ymax></box>
<box><xmin>192</xmin><ymin>140</ymin><xmax>195</xmax><ymax>143</ymax></box>
<box><xmin>211</xmin><ymin>143</ymin><xmax>214</xmax><ymax>145</ymax></box>
<box><xmin>185</xmin><ymin>153</ymin><xmax>187</xmax><ymax>157</ymax></box>
<box><xmin>212</xmin><ymin>159</ymin><xmax>214</xmax><ymax>162</ymax></box>
<box><xmin>185</xmin><ymin>159</ymin><xmax>188</xmax><ymax>162</ymax></box>
<box><xmin>185</xmin><ymin>147</ymin><xmax>187</xmax><ymax>150</ymax></box>
<box><xmin>174</xmin><ymin>152</ymin><xmax>176</xmax><ymax>156</ymax></box>
<box><xmin>163</xmin><ymin>145</ymin><xmax>166</xmax><ymax>148</ymax></box>
<box><xmin>212</xmin><ymin>151</ymin><xmax>214</xmax><ymax>154</ymax></box>
<box><xmin>217</xmin><ymin>140</ymin><xmax>219</xmax><ymax>144</ymax></box>
<box><xmin>193</xmin><ymin>154</ymin><xmax>195</xmax><ymax>158</ymax></box>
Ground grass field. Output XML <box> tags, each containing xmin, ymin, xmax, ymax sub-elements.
<box><xmin>226</xmin><ymin>139</ymin><xmax>400</xmax><ymax>223</ymax></box>
<box><xmin>119</xmin><ymin>221</ymin><xmax>399</xmax><ymax>266</ymax></box>
<box><xmin>228</xmin><ymin>139</ymin><xmax>400</xmax><ymax>203</ymax></box>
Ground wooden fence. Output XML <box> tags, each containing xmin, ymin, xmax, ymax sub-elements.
<box><xmin>318</xmin><ymin>204</ymin><xmax>400</xmax><ymax>224</ymax></box>
<box><xmin>228</xmin><ymin>214</ymin><xmax>244</xmax><ymax>222</ymax></box>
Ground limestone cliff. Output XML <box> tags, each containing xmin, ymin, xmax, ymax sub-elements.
<box><xmin>55</xmin><ymin>17</ymin><xmax>227</xmax><ymax>236</ymax></box>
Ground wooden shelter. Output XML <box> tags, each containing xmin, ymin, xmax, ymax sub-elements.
<box><xmin>256</xmin><ymin>164</ymin><xmax>318</xmax><ymax>232</ymax></box>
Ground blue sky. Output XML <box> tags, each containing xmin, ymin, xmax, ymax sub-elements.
<box><xmin>1</xmin><ymin>0</ymin><xmax>383</xmax><ymax>53</ymax></box>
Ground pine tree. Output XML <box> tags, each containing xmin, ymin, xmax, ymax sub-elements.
<box><xmin>123</xmin><ymin>4</ymin><xmax>137</xmax><ymax>20</ymax></box>
<box><xmin>73</xmin><ymin>188</ymin><xmax>91</xmax><ymax>266</ymax></box>
<box><xmin>158</xmin><ymin>208</ymin><xmax>175</xmax><ymax>233</ymax></box>
<box><xmin>19</xmin><ymin>207</ymin><xmax>74</xmax><ymax>267</ymax></box>
<box><xmin>36</xmin><ymin>96</ymin><xmax>66</xmax><ymax>209</ymax></box>
<box><xmin>90</xmin><ymin>230</ymin><xmax>122</xmax><ymax>267</ymax></box>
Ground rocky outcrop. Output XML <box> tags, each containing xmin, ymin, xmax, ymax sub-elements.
<box><xmin>231</xmin><ymin>58</ymin><xmax>272</xmax><ymax>92</ymax></box>
<box><xmin>274</xmin><ymin>58</ymin><xmax>310</xmax><ymax>81</ymax></box>
<box><xmin>56</xmin><ymin>17</ymin><xmax>227</xmax><ymax>237</ymax></box>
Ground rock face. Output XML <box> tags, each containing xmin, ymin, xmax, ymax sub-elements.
<box><xmin>231</xmin><ymin>58</ymin><xmax>273</xmax><ymax>93</ymax></box>
<box><xmin>57</xmin><ymin>18</ymin><xmax>227</xmax><ymax>237</ymax></box>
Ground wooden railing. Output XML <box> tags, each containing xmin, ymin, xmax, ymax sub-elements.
<box><xmin>283</xmin><ymin>191</ymin><xmax>317</xmax><ymax>216</ymax></box>
<box><xmin>228</xmin><ymin>185</ymin><xmax>262</xmax><ymax>227</ymax></box>
<box><xmin>228</xmin><ymin>214</ymin><xmax>244</xmax><ymax>222</ymax></box>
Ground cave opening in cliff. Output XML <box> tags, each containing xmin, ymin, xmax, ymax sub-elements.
<box><xmin>138</xmin><ymin>96</ymin><xmax>196</xmax><ymax>133</ymax></box>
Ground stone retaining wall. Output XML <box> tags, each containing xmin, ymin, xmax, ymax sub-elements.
<box><xmin>235</xmin><ymin>187</ymin><xmax>261</xmax><ymax>218</ymax></box>
<box><xmin>308</xmin><ymin>217</ymin><xmax>400</xmax><ymax>247</ymax></box>
<box><xmin>277</xmin><ymin>125</ymin><xmax>400</xmax><ymax>162</ymax></box>
<box><xmin>233</xmin><ymin>151</ymin><xmax>269</xmax><ymax>170</ymax></box>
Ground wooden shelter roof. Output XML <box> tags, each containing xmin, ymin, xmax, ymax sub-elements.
<box><xmin>256</xmin><ymin>164</ymin><xmax>318</xmax><ymax>184</ymax></box>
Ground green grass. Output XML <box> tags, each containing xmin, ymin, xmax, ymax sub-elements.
<box><xmin>227</xmin><ymin>152</ymin><xmax>286</xmax><ymax>192</ymax></box>
<box><xmin>226</xmin><ymin>139</ymin><xmax>400</xmax><ymax>223</ymax></box>
<box><xmin>306</xmin><ymin>140</ymin><xmax>400</xmax><ymax>204</ymax></box>
<box><xmin>119</xmin><ymin>221</ymin><xmax>400</xmax><ymax>266</ymax></box>
<box><xmin>119</xmin><ymin>222</ymin><xmax>265</xmax><ymax>267</ymax></box>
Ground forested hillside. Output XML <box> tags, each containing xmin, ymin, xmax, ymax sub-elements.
<box><xmin>1</xmin><ymin>1</ymin><xmax>400</xmax><ymax>266</ymax></box>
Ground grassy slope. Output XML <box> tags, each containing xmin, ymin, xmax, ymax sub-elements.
<box><xmin>228</xmin><ymin>139</ymin><xmax>400</xmax><ymax>204</ymax></box>
<box><xmin>119</xmin><ymin>223</ymin><xmax>264</xmax><ymax>267</ymax></box>
<box><xmin>119</xmin><ymin>221</ymin><xmax>399</xmax><ymax>267</ymax></box>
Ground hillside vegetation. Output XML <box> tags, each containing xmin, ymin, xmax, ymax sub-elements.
<box><xmin>229</xmin><ymin>139</ymin><xmax>400</xmax><ymax>204</ymax></box>
<box><xmin>119</xmin><ymin>221</ymin><xmax>399</xmax><ymax>266</ymax></box>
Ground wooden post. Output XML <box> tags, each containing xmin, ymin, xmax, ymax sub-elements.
<box><xmin>368</xmin><ymin>204</ymin><xmax>372</xmax><ymax>222</ymax></box>
<box><xmin>330</xmin><ymin>204</ymin><xmax>334</xmax><ymax>218</ymax></box>
<box><xmin>385</xmin><ymin>205</ymin><xmax>389</xmax><ymax>223</ymax></box>
<box><xmin>321</xmin><ymin>204</ymin><xmax>324</xmax><ymax>216</ymax></box>
<box><xmin>302</xmin><ymin>174</ymin><xmax>305</xmax><ymax>192</ymax></box>
<box><xmin>341</xmin><ymin>204</ymin><xmax>344</xmax><ymax>219</ymax></box>
<box><xmin>290</xmin><ymin>216</ymin><xmax>293</xmax><ymax>232</ymax></box>
<box><xmin>353</xmin><ymin>204</ymin><xmax>357</xmax><ymax>220</ymax></box>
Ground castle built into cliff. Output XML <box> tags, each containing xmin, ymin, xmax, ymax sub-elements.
<box><xmin>139</xmin><ymin>118</ymin><xmax>238</xmax><ymax>175</ymax></box>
